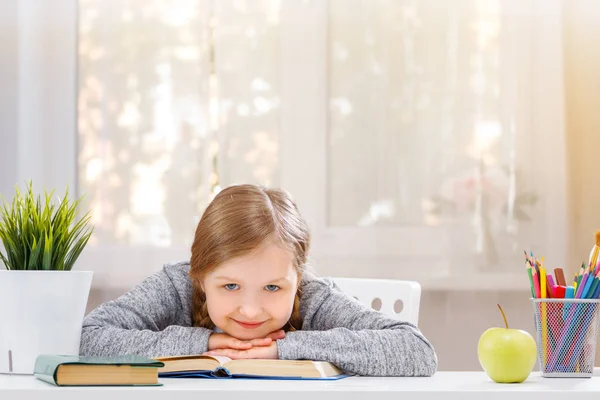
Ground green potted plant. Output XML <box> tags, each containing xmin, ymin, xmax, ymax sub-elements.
<box><xmin>0</xmin><ymin>182</ymin><xmax>94</xmax><ymax>374</ymax></box>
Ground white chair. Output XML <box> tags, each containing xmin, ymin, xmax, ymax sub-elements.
<box><xmin>332</xmin><ymin>277</ymin><xmax>421</xmax><ymax>326</ymax></box>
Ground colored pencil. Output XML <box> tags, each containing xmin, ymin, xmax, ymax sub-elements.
<box><xmin>540</xmin><ymin>264</ymin><xmax>548</xmax><ymax>366</ymax></box>
<box><xmin>527</xmin><ymin>267</ymin><xmax>535</xmax><ymax>298</ymax></box>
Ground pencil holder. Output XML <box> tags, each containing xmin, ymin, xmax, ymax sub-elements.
<box><xmin>531</xmin><ymin>298</ymin><xmax>600</xmax><ymax>377</ymax></box>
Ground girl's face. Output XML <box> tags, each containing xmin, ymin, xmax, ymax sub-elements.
<box><xmin>201</xmin><ymin>242</ymin><xmax>299</xmax><ymax>340</ymax></box>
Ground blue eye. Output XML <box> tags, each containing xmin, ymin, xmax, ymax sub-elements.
<box><xmin>224</xmin><ymin>284</ymin><xmax>239</xmax><ymax>291</ymax></box>
<box><xmin>265</xmin><ymin>285</ymin><xmax>280</xmax><ymax>292</ymax></box>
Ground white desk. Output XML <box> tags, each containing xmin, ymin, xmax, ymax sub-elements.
<box><xmin>2</xmin><ymin>372</ymin><xmax>600</xmax><ymax>400</ymax></box>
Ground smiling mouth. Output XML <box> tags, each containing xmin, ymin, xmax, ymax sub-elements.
<box><xmin>233</xmin><ymin>319</ymin><xmax>265</xmax><ymax>329</ymax></box>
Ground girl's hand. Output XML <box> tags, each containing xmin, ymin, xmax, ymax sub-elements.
<box><xmin>264</xmin><ymin>329</ymin><xmax>286</xmax><ymax>341</ymax></box>
<box><xmin>204</xmin><ymin>341</ymin><xmax>279</xmax><ymax>360</ymax></box>
<box><xmin>207</xmin><ymin>329</ymin><xmax>286</xmax><ymax>351</ymax></box>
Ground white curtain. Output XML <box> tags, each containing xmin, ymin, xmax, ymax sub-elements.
<box><xmin>75</xmin><ymin>0</ymin><xmax>566</xmax><ymax>292</ymax></box>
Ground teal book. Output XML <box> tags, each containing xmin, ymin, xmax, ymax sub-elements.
<box><xmin>34</xmin><ymin>355</ymin><xmax>165</xmax><ymax>386</ymax></box>
<box><xmin>156</xmin><ymin>355</ymin><xmax>348</xmax><ymax>380</ymax></box>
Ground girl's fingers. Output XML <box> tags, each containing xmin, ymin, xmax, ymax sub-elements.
<box><xmin>229</xmin><ymin>339</ymin><xmax>253</xmax><ymax>349</ymax></box>
<box><xmin>249</xmin><ymin>337</ymin><xmax>272</xmax><ymax>347</ymax></box>
<box><xmin>210</xmin><ymin>331</ymin><xmax>283</xmax><ymax>352</ymax></box>
<box><xmin>209</xmin><ymin>333</ymin><xmax>252</xmax><ymax>350</ymax></box>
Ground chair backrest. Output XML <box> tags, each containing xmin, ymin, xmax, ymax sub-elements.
<box><xmin>332</xmin><ymin>277</ymin><xmax>421</xmax><ymax>326</ymax></box>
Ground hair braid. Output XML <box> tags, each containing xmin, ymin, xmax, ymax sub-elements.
<box><xmin>192</xmin><ymin>285</ymin><xmax>215</xmax><ymax>329</ymax></box>
<box><xmin>284</xmin><ymin>286</ymin><xmax>303</xmax><ymax>331</ymax></box>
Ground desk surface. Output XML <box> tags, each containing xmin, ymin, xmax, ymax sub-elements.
<box><xmin>3</xmin><ymin>372</ymin><xmax>600</xmax><ymax>400</ymax></box>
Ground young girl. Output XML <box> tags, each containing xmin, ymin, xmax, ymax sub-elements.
<box><xmin>80</xmin><ymin>184</ymin><xmax>438</xmax><ymax>376</ymax></box>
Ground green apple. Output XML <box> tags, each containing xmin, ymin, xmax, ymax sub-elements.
<box><xmin>478</xmin><ymin>304</ymin><xmax>537</xmax><ymax>383</ymax></box>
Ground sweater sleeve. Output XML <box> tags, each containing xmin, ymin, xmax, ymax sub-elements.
<box><xmin>79</xmin><ymin>266</ymin><xmax>212</xmax><ymax>358</ymax></box>
<box><xmin>276</xmin><ymin>278</ymin><xmax>438</xmax><ymax>377</ymax></box>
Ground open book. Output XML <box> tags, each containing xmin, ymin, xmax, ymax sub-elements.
<box><xmin>155</xmin><ymin>355</ymin><xmax>347</xmax><ymax>380</ymax></box>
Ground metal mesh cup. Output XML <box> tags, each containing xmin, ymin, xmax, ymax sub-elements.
<box><xmin>532</xmin><ymin>299</ymin><xmax>600</xmax><ymax>377</ymax></box>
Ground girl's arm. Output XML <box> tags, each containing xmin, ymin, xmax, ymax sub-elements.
<box><xmin>277</xmin><ymin>277</ymin><xmax>438</xmax><ymax>376</ymax></box>
<box><xmin>80</xmin><ymin>263</ymin><xmax>212</xmax><ymax>358</ymax></box>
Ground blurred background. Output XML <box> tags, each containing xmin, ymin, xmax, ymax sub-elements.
<box><xmin>1</xmin><ymin>0</ymin><xmax>599</xmax><ymax>370</ymax></box>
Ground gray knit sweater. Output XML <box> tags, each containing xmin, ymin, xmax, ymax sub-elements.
<box><xmin>80</xmin><ymin>262</ymin><xmax>437</xmax><ymax>376</ymax></box>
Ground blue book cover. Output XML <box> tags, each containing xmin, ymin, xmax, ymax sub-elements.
<box><xmin>156</xmin><ymin>355</ymin><xmax>348</xmax><ymax>380</ymax></box>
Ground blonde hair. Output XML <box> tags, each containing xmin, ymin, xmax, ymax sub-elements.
<box><xmin>189</xmin><ymin>184</ymin><xmax>310</xmax><ymax>332</ymax></box>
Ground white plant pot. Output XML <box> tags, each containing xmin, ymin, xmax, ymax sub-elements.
<box><xmin>0</xmin><ymin>270</ymin><xmax>93</xmax><ymax>374</ymax></box>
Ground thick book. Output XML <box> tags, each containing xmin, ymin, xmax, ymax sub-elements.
<box><xmin>156</xmin><ymin>354</ymin><xmax>347</xmax><ymax>380</ymax></box>
<box><xmin>34</xmin><ymin>355</ymin><xmax>164</xmax><ymax>386</ymax></box>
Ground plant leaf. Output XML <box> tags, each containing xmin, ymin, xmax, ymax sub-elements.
<box><xmin>0</xmin><ymin>182</ymin><xmax>93</xmax><ymax>271</ymax></box>
<box><xmin>27</xmin><ymin>235</ymin><xmax>42</xmax><ymax>270</ymax></box>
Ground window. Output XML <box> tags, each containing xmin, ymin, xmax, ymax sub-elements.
<box><xmin>5</xmin><ymin>0</ymin><xmax>566</xmax><ymax>290</ymax></box>
<box><xmin>279</xmin><ymin>0</ymin><xmax>567</xmax><ymax>289</ymax></box>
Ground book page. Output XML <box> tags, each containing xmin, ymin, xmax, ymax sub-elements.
<box><xmin>211</xmin><ymin>355</ymin><xmax>232</xmax><ymax>365</ymax></box>
<box><xmin>225</xmin><ymin>359</ymin><xmax>342</xmax><ymax>378</ymax></box>
<box><xmin>157</xmin><ymin>354</ymin><xmax>231</xmax><ymax>373</ymax></box>
<box><xmin>157</xmin><ymin>354</ymin><xmax>230</xmax><ymax>364</ymax></box>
